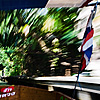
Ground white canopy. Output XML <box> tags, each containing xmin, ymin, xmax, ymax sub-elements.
<box><xmin>46</xmin><ymin>0</ymin><xmax>92</xmax><ymax>7</ymax></box>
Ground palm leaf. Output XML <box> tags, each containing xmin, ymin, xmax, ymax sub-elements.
<box><xmin>6</xmin><ymin>13</ymin><xmax>12</xmax><ymax>26</ymax></box>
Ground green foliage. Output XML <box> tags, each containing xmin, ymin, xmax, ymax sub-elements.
<box><xmin>0</xmin><ymin>46</ymin><xmax>24</xmax><ymax>76</ymax></box>
<box><xmin>0</xmin><ymin>8</ymin><xmax>82</xmax><ymax>76</ymax></box>
<box><xmin>0</xmin><ymin>9</ymin><xmax>46</xmax><ymax>76</ymax></box>
<box><xmin>0</xmin><ymin>47</ymin><xmax>13</xmax><ymax>67</ymax></box>
<box><xmin>41</xmin><ymin>8</ymin><xmax>81</xmax><ymax>75</ymax></box>
<box><xmin>43</xmin><ymin>8</ymin><xmax>81</xmax><ymax>57</ymax></box>
<box><xmin>0</xmin><ymin>10</ymin><xmax>26</xmax><ymax>76</ymax></box>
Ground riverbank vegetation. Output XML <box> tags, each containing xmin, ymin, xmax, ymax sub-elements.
<box><xmin>0</xmin><ymin>8</ymin><xmax>82</xmax><ymax>77</ymax></box>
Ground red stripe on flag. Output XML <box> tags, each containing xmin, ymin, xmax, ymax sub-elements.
<box><xmin>81</xmin><ymin>56</ymin><xmax>86</xmax><ymax>71</ymax></box>
<box><xmin>82</xmin><ymin>29</ymin><xmax>94</xmax><ymax>47</ymax></box>
<box><xmin>81</xmin><ymin>29</ymin><xmax>94</xmax><ymax>52</ymax></box>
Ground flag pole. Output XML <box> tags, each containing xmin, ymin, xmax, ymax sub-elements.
<box><xmin>71</xmin><ymin>1</ymin><xmax>98</xmax><ymax>100</ymax></box>
<box><xmin>71</xmin><ymin>65</ymin><xmax>81</xmax><ymax>100</ymax></box>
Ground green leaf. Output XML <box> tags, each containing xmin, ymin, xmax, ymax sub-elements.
<box><xmin>14</xmin><ymin>17</ymin><xmax>19</xmax><ymax>25</ymax></box>
<box><xmin>1</xmin><ymin>19</ymin><xmax>5</xmax><ymax>33</ymax></box>
<box><xmin>9</xmin><ymin>24</ymin><xmax>14</xmax><ymax>33</ymax></box>
<box><xmin>6</xmin><ymin>13</ymin><xmax>12</xmax><ymax>26</ymax></box>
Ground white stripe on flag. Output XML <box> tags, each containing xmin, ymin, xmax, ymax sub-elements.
<box><xmin>82</xmin><ymin>37</ymin><xmax>93</xmax><ymax>51</ymax></box>
<box><xmin>84</xmin><ymin>54</ymin><xmax>89</xmax><ymax>66</ymax></box>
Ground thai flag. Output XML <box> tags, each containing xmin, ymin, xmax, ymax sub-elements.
<box><xmin>81</xmin><ymin>27</ymin><xmax>94</xmax><ymax>71</ymax></box>
<box><xmin>80</xmin><ymin>2</ymin><xmax>98</xmax><ymax>71</ymax></box>
<box><xmin>81</xmin><ymin>9</ymin><xmax>95</xmax><ymax>71</ymax></box>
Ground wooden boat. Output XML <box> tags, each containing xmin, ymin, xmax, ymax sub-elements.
<box><xmin>0</xmin><ymin>85</ymin><xmax>74</xmax><ymax>100</ymax></box>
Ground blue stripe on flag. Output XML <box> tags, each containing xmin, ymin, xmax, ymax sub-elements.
<box><xmin>83</xmin><ymin>27</ymin><xmax>91</xmax><ymax>38</ymax></box>
<box><xmin>84</xmin><ymin>45</ymin><xmax>93</xmax><ymax>60</ymax></box>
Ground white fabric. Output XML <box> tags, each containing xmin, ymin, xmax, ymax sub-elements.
<box><xmin>82</xmin><ymin>37</ymin><xmax>93</xmax><ymax>51</ymax></box>
<box><xmin>84</xmin><ymin>54</ymin><xmax>89</xmax><ymax>66</ymax></box>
